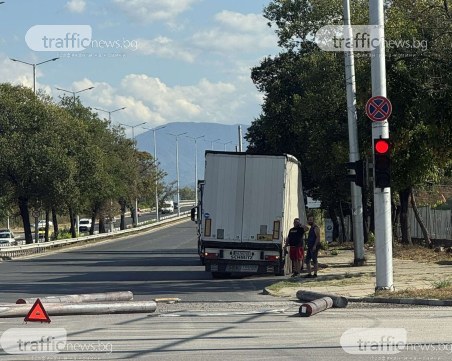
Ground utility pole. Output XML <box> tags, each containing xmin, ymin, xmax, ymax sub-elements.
<box><xmin>238</xmin><ymin>126</ymin><xmax>243</xmax><ymax>152</ymax></box>
<box><xmin>343</xmin><ymin>0</ymin><xmax>365</xmax><ymax>265</ymax></box>
<box><xmin>370</xmin><ymin>0</ymin><xmax>394</xmax><ymax>291</ymax></box>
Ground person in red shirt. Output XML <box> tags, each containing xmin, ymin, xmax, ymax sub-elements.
<box><xmin>286</xmin><ymin>218</ymin><xmax>308</xmax><ymax>277</ymax></box>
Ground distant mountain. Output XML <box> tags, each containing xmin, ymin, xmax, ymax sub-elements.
<box><xmin>136</xmin><ymin>122</ymin><xmax>249</xmax><ymax>187</ymax></box>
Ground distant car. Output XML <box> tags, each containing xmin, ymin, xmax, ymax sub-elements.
<box><xmin>0</xmin><ymin>229</ymin><xmax>17</xmax><ymax>246</ymax></box>
<box><xmin>161</xmin><ymin>200</ymin><xmax>174</xmax><ymax>214</ymax></box>
<box><xmin>79</xmin><ymin>218</ymin><xmax>92</xmax><ymax>233</ymax></box>
<box><xmin>38</xmin><ymin>220</ymin><xmax>53</xmax><ymax>226</ymax></box>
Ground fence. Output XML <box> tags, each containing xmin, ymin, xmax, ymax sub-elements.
<box><xmin>404</xmin><ymin>207</ymin><xmax>452</xmax><ymax>241</ymax></box>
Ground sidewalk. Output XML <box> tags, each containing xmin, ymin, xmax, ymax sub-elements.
<box><xmin>267</xmin><ymin>248</ymin><xmax>452</xmax><ymax>303</ymax></box>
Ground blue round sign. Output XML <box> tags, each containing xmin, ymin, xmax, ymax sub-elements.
<box><xmin>366</xmin><ymin>96</ymin><xmax>392</xmax><ymax>122</ymax></box>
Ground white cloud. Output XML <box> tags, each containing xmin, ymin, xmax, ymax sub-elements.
<box><xmin>215</xmin><ymin>10</ymin><xmax>267</xmax><ymax>33</ymax></box>
<box><xmin>66</xmin><ymin>0</ymin><xmax>86</xmax><ymax>14</ymax></box>
<box><xmin>119</xmin><ymin>74</ymin><xmax>253</xmax><ymax>124</ymax></box>
<box><xmin>135</xmin><ymin>37</ymin><xmax>196</xmax><ymax>63</ymax></box>
<box><xmin>191</xmin><ymin>10</ymin><xmax>277</xmax><ymax>53</ymax></box>
<box><xmin>113</xmin><ymin>0</ymin><xmax>199</xmax><ymax>23</ymax></box>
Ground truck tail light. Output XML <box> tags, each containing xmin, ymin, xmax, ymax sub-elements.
<box><xmin>265</xmin><ymin>255</ymin><xmax>280</xmax><ymax>261</ymax></box>
<box><xmin>204</xmin><ymin>252</ymin><xmax>218</xmax><ymax>260</ymax></box>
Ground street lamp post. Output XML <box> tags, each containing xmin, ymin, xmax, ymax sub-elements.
<box><xmin>118</xmin><ymin>122</ymin><xmax>146</xmax><ymax>141</ymax></box>
<box><xmin>221</xmin><ymin>141</ymin><xmax>232</xmax><ymax>151</ymax></box>
<box><xmin>56</xmin><ymin>86</ymin><xmax>94</xmax><ymax>103</ymax></box>
<box><xmin>118</xmin><ymin>122</ymin><xmax>146</xmax><ymax>226</ymax></box>
<box><xmin>169</xmin><ymin>132</ymin><xmax>188</xmax><ymax>216</ymax></box>
<box><xmin>143</xmin><ymin>125</ymin><xmax>167</xmax><ymax>221</ymax></box>
<box><xmin>93</xmin><ymin>107</ymin><xmax>126</xmax><ymax>122</ymax></box>
<box><xmin>186</xmin><ymin>135</ymin><xmax>204</xmax><ymax>206</ymax></box>
<box><xmin>206</xmin><ymin>138</ymin><xmax>221</xmax><ymax>150</ymax></box>
<box><xmin>10</xmin><ymin>57</ymin><xmax>59</xmax><ymax>94</ymax></box>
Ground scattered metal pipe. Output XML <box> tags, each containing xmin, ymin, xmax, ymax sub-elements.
<box><xmin>0</xmin><ymin>301</ymin><xmax>157</xmax><ymax>318</ymax></box>
<box><xmin>299</xmin><ymin>297</ymin><xmax>333</xmax><ymax>317</ymax></box>
<box><xmin>16</xmin><ymin>291</ymin><xmax>134</xmax><ymax>304</ymax></box>
<box><xmin>296</xmin><ymin>290</ymin><xmax>349</xmax><ymax>308</ymax></box>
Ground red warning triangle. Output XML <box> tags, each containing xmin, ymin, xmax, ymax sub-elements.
<box><xmin>24</xmin><ymin>298</ymin><xmax>51</xmax><ymax>323</ymax></box>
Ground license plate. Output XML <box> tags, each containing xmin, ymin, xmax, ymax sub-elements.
<box><xmin>231</xmin><ymin>251</ymin><xmax>253</xmax><ymax>260</ymax></box>
<box><xmin>226</xmin><ymin>264</ymin><xmax>259</xmax><ymax>272</ymax></box>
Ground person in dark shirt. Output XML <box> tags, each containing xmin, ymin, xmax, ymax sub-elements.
<box><xmin>286</xmin><ymin>218</ymin><xmax>308</xmax><ymax>277</ymax></box>
<box><xmin>305</xmin><ymin>215</ymin><xmax>321</xmax><ymax>278</ymax></box>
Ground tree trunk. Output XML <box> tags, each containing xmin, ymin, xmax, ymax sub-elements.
<box><xmin>393</xmin><ymin>204</ymin><xmax>401</xmax><ymax>242</ymax></box>
<box><xmin>328</xmin><ymin>206</ymin><xmax>340</xmax><ymax>243</ymax></box>
<box><xmin>391</xmin><ymin>198</ymin><xmax>398</xmax><ymax>242</ymax></box>
<box><xmin>69</xmin><ymin>207</ymin><xmax>76</xmax><ymax>238</ymax></box>
<box><xmin>338</xmin><ymin>201</ymin><xmax>347</xmax><ymax>242</ymax></box>
<box><xmin>90</xmin><ymin>209</ymin><xmax>97</xmax><ymax>235</ymax></box>
<box><xmin>410</xmin><ymin>189</ymin><xmax>432</xmax><ymax>247</ymax></box>
<box><xmin>399</xmin><ymin>187</ymin><xmax>412</xmax><ymax>245</ymax></box>
<box><xmin>130</xmin><ymin>206</ymin><xmax>136</xmax><ymax>227</ymax></box>
<box><xmin>99</xmin><ymin>217</ymin><xmax>106</xmax><ymax>233</ymax></box>
<box><xmin>18</xmin><ymin>197</ymin><xmax>33</xmax><ymax>244</ymax></box>
<box><xmin>120</xmin><ymin>201</ymin><xmax>126</xmax><ymax>230</ymax></box>
<box><xmin>362</xmin><ymin>183</ymin><xmax>369</xmax><ymax>243</ymax></box>
<box><xmin>52</xmin><ymin>208</ymin><xmax>59</xmax><ymax>240</ymax></box>
<box><xmin>45</xmin><ymin>209</ymin><xmax>50</xmax><ymax>242</ymax></box>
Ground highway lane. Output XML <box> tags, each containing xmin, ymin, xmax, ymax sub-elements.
<box><xmin>0</xmin><ymin>219</ymin><xmax>280</xmax><ymax>303</ymax></box>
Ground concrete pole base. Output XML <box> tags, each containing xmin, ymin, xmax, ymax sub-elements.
<box><xmin>16</xmin><ymin>291</ymin><xmax>134</xmax><ymax>304</ymax></box>
<box><xmin>299</xmin><ymin>297</ymin><xmax>333</xmax><ymax>317</ymax></box>
<box><xmin>1</xmin><ymin>301</ymin><xmax>156</xmax><ymax>318</ymax></box>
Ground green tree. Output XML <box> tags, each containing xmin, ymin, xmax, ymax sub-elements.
<box><xmin>246</xmin><ymin>0</ymin><xmax>452</xmax><ymax>244</ymax></box>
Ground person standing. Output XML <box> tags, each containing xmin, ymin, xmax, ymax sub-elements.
<box><xmin>305</xmin><ymin>215</ymin><xmax>321</xmax><ymax>278</ymax></box>
<box><xmin>286</xmin><ymin>218</ymin><xmax>308</xmax><ymax>277</ymax></box>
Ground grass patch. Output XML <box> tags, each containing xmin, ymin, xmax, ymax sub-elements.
<box><xmin>267</xmin><ymin>273</ymin><xmax>373</xmax><ymax>292</ymax></box>
<box><xmin>392</xmin><ymin>244</ymin><xmax>452</xmax><ymax>263</ymax></box>
<box><xmin>266</xmin><ymin>280</ymin><xmax>302</xmax><ymax>292</ymax></box>
<box><xmin>432</xmin><ymin>278</ymin><xmax>452</xmax><ymax>289</ymax></box>
<box><xmin>375</xmin><ymin>286</ymin><xmax>452</xmax><ymax>300</ymax></box>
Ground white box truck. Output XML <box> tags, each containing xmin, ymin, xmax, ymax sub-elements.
<box><xmin>192</xmin><ymin>151</ymin><xmax>306</xmax><ymax>277</ymax></box>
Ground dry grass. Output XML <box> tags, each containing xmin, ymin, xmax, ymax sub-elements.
<box><xmin>392</xmin><ymin>244</ymin><xmax>452</xmax><ymax>263</ymax></box>
<box><xmin>376</xmin><ymin>286</ymin><xmax>452</xmax><ymax>300</ymax></box>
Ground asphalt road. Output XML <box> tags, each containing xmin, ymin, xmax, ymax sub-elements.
<box><xmin>0</xmin><ymin>219</ymin><xmax>279</xmax><ymax>303</ymax></box>
<box><xmin>1</xmin><ymin>219</ymin><xmax>451</xmax><ymax>360</ymax></box>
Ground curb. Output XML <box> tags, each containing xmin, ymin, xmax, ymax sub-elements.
<box><xmin>347</xmin><ymin>297</ymin><xmax>452</xmax><ymax>306</ymax></box>
<box><xmin>263</xmin><ymin>287</ymin><xmax>452</xmax><ymax>306</ymax></box>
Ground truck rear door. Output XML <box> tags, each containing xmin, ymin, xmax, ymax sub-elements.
<box><xmin>241</xmin><ymin>154</ymin><xmax>285</xmax><ymax>244</ymax></box>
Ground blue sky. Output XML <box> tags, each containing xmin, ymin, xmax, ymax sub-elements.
<box><xmin>0</xmin><ymin>0</ymin><xmax>279</xmax><ymax>137</ymax></box>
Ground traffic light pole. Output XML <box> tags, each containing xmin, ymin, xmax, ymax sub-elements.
<box><xmin>370</xmin><ymin>0</ymin><xmax>394</xmax><ymax>291</ymax></box>
<box><xmin>343</xmin><ymin>0</ymin><xmax>365</xmax><ymax>265</ymax></box>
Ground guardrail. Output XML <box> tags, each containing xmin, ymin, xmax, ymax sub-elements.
<box><xmin>0</xmin><ymin>211</ymin><xmax>191</xmax><ymax>260</ymax></box>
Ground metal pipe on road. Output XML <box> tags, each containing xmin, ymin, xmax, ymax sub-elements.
<box><xmin>16</xmin><ymin>291</ymin><xmax>134</xmax><ymax>304</ymax></box>
<box><xmin>0</xmin><ymin>301</ymin><xmax>156</xmax><ymax>318</ymax></box>
<box><xmin>299</xmin><ymin>297</ymin><xmax>333</xmax><ymax>317</ymax></box>
<box><xmin>296</xmin><ymin>290</ymin><xmax>349</xmax><ymax>308</ymax></box>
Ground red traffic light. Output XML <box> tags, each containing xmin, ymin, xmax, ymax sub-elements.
<box><xmin>374</xmin><ymin>139</ymin><xmax>389</xmax><ymax>154</ymax></box>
